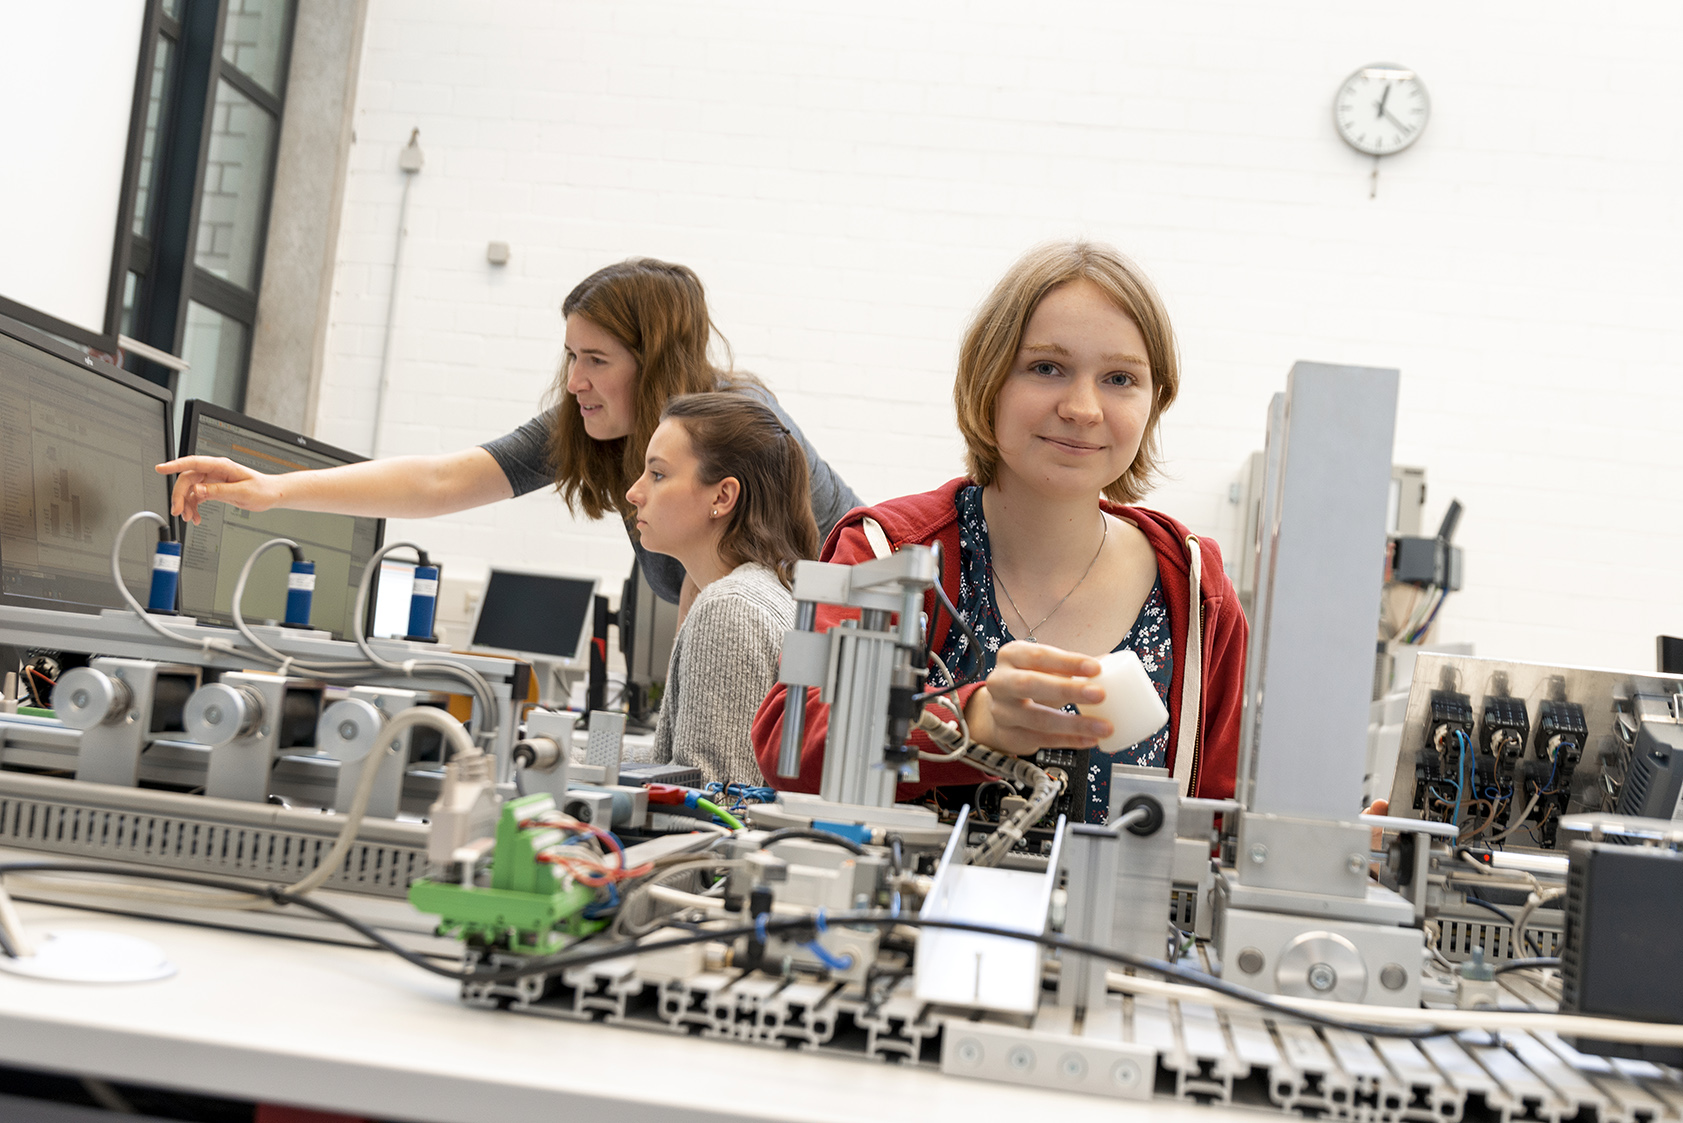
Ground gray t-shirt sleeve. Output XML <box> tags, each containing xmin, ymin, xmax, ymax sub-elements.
<box><xmin>744</xmin><ymin>384</ymin><xmax>863</xmax><ymax>540</ymax></box>
<box><xmin>480</xmin><ymin>411</ymin><xmax>556</xmax><ymax>498</ymax></box>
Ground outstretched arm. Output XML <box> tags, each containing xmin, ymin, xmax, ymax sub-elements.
<box><xmin>156</xmin><ymin>447</ymin><xmax>514</xmax><ymax>524</ymax></box>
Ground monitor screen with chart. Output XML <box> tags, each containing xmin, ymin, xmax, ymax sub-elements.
<box><xmin>0</xmin><ymin>312</ymin><xmax>174</xmax><ymax>613</ymax></box>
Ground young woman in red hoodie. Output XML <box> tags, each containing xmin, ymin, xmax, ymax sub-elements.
<box><xmin>751</xmin><ymin>240</ymin><xmax>1247</xmax><ymax>819</ymax></box>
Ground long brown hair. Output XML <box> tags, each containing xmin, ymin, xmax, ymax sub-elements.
<box><xmin>546</xmin><ymin>258</ymin><xmax>755</xmax><ymax>519</ymax></box>
<box><xmin>659</xmin><ymin>392</ymin><xmax>818</xmax><ymax>589</ymax></box>
<box><xmin>954</xmin><ymin>240</ymin><xmax>1180</xmax><ymax>504</ymax></box>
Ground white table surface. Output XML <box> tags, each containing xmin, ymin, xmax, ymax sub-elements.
<box><xmin>0</xmin><ymin>901</ymin><xmax>1237</xmax><ymax>1123</ymax></box>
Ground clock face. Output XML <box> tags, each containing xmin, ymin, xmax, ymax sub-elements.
<box><xmin>1334</xmin><ymin>64</ymin><xmax>1430</xmax><ymax>156</ymax></box>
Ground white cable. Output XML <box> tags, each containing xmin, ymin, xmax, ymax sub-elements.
<box><xmin>349</xmin><ymin>541</ymin><xmax>498</xmax><ymax>747</ymax></box>
<box><xmin>1485</xmin><ymin>785</ymin><xmax>1544</xmax><ymax>844</ymax></box>
<box><xmin>1101</xmin><ymin>968</ymin><xmax>1683</xmax><ymax>1048</ymax></box>
<box><xmin>916</xmin><ymin>649</ymin><xmax>972</xmax><ymax>762</ymax></box>
<box><xmin>1512</xmin><ymin>886</ymin><xmax>1565</xmax><ymax>958</ymax></box>
<box><xmin>109</xmin><ymin>511</ymin><xmax>240</xmax><ymax>655</ymax></box>
<box><xmin>914</xmin><ymin>710</ymin><xmax>1059</xmax><ymax>867</ymax></box>
<box><xmin>287</xmin><ymin>707</ymin><xmax>475</xmax><ymax>896</ymax></box>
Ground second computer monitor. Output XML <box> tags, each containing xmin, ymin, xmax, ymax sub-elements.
<box><xmin>470</xmin><ymin>568</ymin><xmax>598</xmax><ymax>666</ymax></box>
<box><xmin>178</xmin><ymin>401</ymin><xmax>384</xmax><ymax>640</ymax></box>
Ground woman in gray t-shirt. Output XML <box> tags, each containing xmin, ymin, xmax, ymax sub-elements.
<box><xmin>159</xmin><ymin>258</ymin><xmax>860</xmax><ymax>605</ymax></box>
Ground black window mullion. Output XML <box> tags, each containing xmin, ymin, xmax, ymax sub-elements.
<box><xmin>132</xmin><ymin>0</ymin><xmax>228</xmax><ymax>377</ymax></box>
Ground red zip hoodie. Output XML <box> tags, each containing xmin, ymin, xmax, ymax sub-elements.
<box><xmin>750</xmin><ymin>478</ymin><xmax>1248</xmax><ymax>800</ymax></box>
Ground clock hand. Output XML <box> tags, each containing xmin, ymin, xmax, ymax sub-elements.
<box><xmin>1376</xmin><ymin>84</ymin><xmax>1392</xmax><ymax>119</ymax></box>
<box><xmin>1381</xmin><ymin>107</ymin><xmax>1413</xmax><ymax>134</ymax></box>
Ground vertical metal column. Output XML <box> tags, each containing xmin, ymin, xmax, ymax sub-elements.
<box><xmin>1239</xmin><ymin>362</ymin><xmax>1399</xmax><ymax>819</ymax></box>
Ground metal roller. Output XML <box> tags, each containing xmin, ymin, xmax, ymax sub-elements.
<box><xmin>52</xmin><ymin>667</ymin><xmax>132</xmax><ymax>730</ymax></box>
<box><xmin>183</xmin><ymin>682</ymin><xmax>265</xmax><ymax>747</ymax></box>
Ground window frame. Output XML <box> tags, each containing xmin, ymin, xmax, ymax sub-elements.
<box><xmin>125</xmin><ymin>0</ymin><xmax>296</xmax><ymax>410</ymax></box>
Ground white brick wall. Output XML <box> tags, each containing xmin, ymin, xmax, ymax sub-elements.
<box><xmin>314</xmin><ymin>0</ymin><xmax>1683</xmax><ymax>668</ymax></box>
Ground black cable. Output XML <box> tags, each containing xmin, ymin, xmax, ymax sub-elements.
<box><xmin>914</xmin><ymin>571</ymin><xmax>981</xmax><ymax>703</ymax></box>
<box><xmin>1463</xmin><ymin>895</ymin><xmax>1541</xmax><ymax>956</ymax></box>
<box><xmin>1493</xmin><ymin>956</ymin><xmax>1561</xmax><ymax>976</ymax></box>
<box><xmin>758</xmin><ymin>828</ymin><xmax>866</xmax><ymax>856</ymax></box>
<box><xmin>0</xmin><ymin>859</ymin><xmax>1448</xmax><ymax>1037</ymax></box>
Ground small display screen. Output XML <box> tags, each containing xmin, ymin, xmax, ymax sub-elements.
<box><xmin>471</xmin><ymin>569</ymin><xmax>597</xmax><ymax>663</ymax></box>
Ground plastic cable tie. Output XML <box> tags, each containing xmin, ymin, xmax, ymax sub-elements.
<box><xmin>814</xmin><ymin>908</ymin><xmax>828</xmax><ymax>933</ymax></box>
<box><xmin>754</xmin><ymin>912</ymin><xmax>769</xmax><ymax>945</ymax></box>
<box><xmin>276</xmin><ymin>656</ymin><xmax>295</xmax><ymax>677</ymax></box>
<box><xmin>401</xmin><ymin>660</ymin><xmax>417</xmax><ymax>675</ymax></box>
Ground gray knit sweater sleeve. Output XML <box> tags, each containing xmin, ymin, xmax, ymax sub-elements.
<box><xmin>651</xmin><ymin>563</ymin><xmax>793</xmax><ymax>785</ymax></box>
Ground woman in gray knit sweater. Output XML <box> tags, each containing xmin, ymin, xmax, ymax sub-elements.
<box><xmin>625</xmin><ymin>392</ymin><xmax>820</xmax><ymax>783</ymax></box>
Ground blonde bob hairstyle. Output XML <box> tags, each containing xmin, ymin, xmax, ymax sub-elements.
<box><xmin>546</xmin><ymin>258</ymin><xmax>753</xmax><ymax>520</ymax></box>
<box><xmin>953</xmin><ymin>240</ymin><xmax>1180</xmax><ymax>505</ymax></box>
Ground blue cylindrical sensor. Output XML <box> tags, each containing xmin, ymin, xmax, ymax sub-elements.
<box><xmin>284</xmin><ymin>560</ymin><xmax>316</xmax><ymax>627</ymax></box>
<box><xmin>147</xmin><ymin>540</ymin><xmax>182</xmax><ymax>612</ymax></box>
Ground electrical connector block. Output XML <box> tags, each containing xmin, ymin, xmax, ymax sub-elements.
<box><xmin>410</xmin><ymin>793</ymin><xmax>601</xmax><ymax>954</ymax></box>
<box><xmin>424</xmin><ymin>749</ymin><xmax>500</xmax><ymax>867</ymax></box>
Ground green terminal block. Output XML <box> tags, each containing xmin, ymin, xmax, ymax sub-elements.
<box><xmin>410</xmin><ymin>793</ymin><xmax>604</xmax><ymax>954</ymax></box>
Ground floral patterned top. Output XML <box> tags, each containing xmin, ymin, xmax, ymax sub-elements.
<box><xmin>935</xmin><ymin>485</ymin><xmax>1173</xmax><ymax>823</ymax></box>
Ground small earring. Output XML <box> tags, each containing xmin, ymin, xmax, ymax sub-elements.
<box><xmin>711</xmin><ymin>508</ymin><xmax>718</xmax><ymax>517</ymax></box>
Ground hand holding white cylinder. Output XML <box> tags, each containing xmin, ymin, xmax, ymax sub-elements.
<box><xmin>1077</xmin><ymin>650</ymin><xmax>1169</xmax><ymax>754</ymax></box>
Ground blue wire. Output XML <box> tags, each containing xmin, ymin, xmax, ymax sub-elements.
<box><xmin>1451</xmin><ymin>728</ymin><xmax>1468</xmax><ymax>827</ymax></box>
<box><xmin>802</xmin><ymin>940</ymin><xmax>855</xmax><ymax>972</ymax></box>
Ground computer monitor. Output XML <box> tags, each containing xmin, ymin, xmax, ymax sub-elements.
<box><xmin>178</xmin><ymin>401</ymin><xmax>384</xmax><ymax>641</ymax></box>
<box><xmin>0</xmin><ymin>311</ymin><xmax>174</xmax><ymax>613</ymax></box>
<box><xmin>619</xmin><ymin>556</ymin><xmax>679</xmax><ymax>721</ymax></box>
<box><xmin>470</xmin><ymin>568</ymin><xmax>598</xmax><ymax>665</ymax></box>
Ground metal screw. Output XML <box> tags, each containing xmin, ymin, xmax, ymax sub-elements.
<box><xmin>338</xmin><ymin>720</ymin><xmax>358</xmax><ymax>740</ymax></box>
<box><xmin>258</xmin><ymin>725</ymin><xmax>271</xmax><ymax>738</ymax></box>
<box><xmin>954</xmin><ymin>1038</ymin><xmax>983</xmax><ymax>1067</ymax></box>
<box><xmin>1236</xmin><ymin>948</ymin><xmax>1265</xmax><ymax>975</ymax></box>
<box><xmin>1248</xmin><ymin>843</ymin><xmax>1268</xmax><ymax>865</ymax></box>
<box><xmin>1112</xmin><ymin>1060</ymin><xmax>1141</xmax><ymax>1088</ymax></box>
<box><xmin>203</xmin><ymin>705</ymin><xmax>223</xmax><ymax>725</ymax></box>
<box><xmin>1380</xmin><ymin>963</ymin><xmax>1408</xmax><ymax>991</ymax></box>
<box><xmin>1347</xmin><ymin>853</ymin><xmax>1367</xmax><ymax>874</ymax></box>
<box><xmin>72</xmin><ymin>689</ymin><xmax>90</xmax><ymax>708</ymax></box>
<box><xmin>1059</xmin><ymin>1053</ymin><xmax>1086</xmax><ymax>1080</ymax></box>
<box><xmin>1307</xmin><ymin>963</ymin><xmax>1338</xmax><ymax>992</ymax></box>
<box><xmin>1007</xmin><ymin>1046</ymin><xmax>1035</xmax><ymax>1072</ymax></box>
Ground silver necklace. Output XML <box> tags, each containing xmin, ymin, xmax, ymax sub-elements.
<box><xmin>991</xmin><ymin>515</ymin><xmax>1108</xmax><ymax>643</ymax></box>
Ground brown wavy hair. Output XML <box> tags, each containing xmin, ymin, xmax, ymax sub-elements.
<box><xmin>659</xmin><ymin>392</ymin><xmax>818</xmax><ymax>589</ymax></box>
<box><xmin>546</xmin><ymin>258</ymin><xmax>756</xmax><ymax>519</ymax></box>
<box><xmin>953</xmin><ymin>240</ymin><xmax>1180</xmax><ymax>505</ymax></box>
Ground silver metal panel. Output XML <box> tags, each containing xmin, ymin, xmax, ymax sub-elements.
<box><xmin>0</xmin><ymin>771</ymin><xmax>426</xmax><ymax>897</ymax></box>
<box><xmin>1055</xmin><ymin>823</ymin><xmax>1120</xmax><ymax>1011</ymax></box>
<box><xmin>1105</xmin><ymin>770</ymin><xmax>1180</xmax><ymax>962</ymax></box>
<box><xmin>1385</xmin><ymin>651</ymin><xmax>1683</xmax><ymax>844</ymax></box>
<box><xmin>1237</xmin><ymin>394</ymin><xmax>1285</xmax><ymax>812</ymax></box>
<box><xmin>1233</xmin><ymin>812</ymin><xmax>1372</xmax><ymax>898</ymax></box>
<box><xmin>915</xmin><ymin>809</ymin><xmax>1062</xmax><ymax>1015</ymax></box>
<box><xmin>1213</xmin><ymin>906</ymin><xmax>1422</xmax><ymax>1008</ymax></box>
<box><xmin>1242</xmin><ymin>363</ymin><xmax>1399</xmax><ymax>819</ymax></box>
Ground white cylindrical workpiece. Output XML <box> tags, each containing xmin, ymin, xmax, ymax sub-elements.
<box><xmin>1077</xmin><ymin>650</ymin><xmax>1169</xmax><ymax>754</ymax></box>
